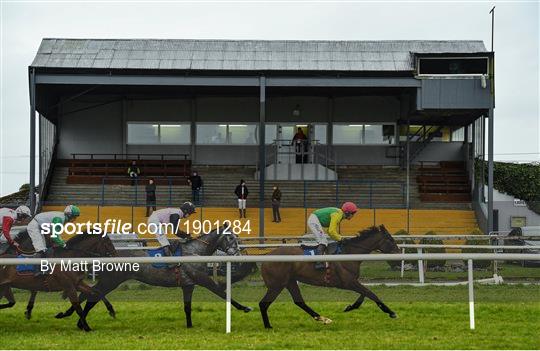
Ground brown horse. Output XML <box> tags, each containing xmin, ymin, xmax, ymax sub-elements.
<box><xmin>259</xmin><ymin>225</ymin><xmax>400</xmax><ymax>328</ymax></box>
<box><xmin>0</xmin><ymin>233</ymin><xmax>117</xmax><ymax>331</ymax></box>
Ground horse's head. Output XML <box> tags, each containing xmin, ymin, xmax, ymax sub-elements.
<box><xmin>376</xmin><ymin>225</ymin><xmax>400</xmax><ymax>254</ymax></box>
<box><xmin>342</xmin><ymin>225</ymin><xmax>399</xmax><ymax>254</ymax></box>
<box><xmin>211</xmin><ymin>227</ymin><xmax>241</xmax><ymax>256</ymax></box>
<box><xmin>65</xmin><ymin>233</ymin><xmax>118</xmax><ymax>257</ymax></box>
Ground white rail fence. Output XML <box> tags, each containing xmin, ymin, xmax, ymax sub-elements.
<box><xmin>0</xmin><ymin>253</ymin><xmax>538</xmax><ymax>333</ymax></box>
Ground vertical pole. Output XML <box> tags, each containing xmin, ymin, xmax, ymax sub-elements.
<box><xmin>29</xmin><ymin>68</ymin><xmax>36</xmax><ymax>213</ymax></box>
<box><xmin>488</xmin><ymin>109</ymin><xmax>494</xmax><ymax>234</ymax></box>
<box><xmin>400</xmin><ymin>247</ymin><xmax>405</xmax><ymax>278</ymax></box>
<box><xmin>468</xmin><ymin>259</ymin><xmax>475</xmax><ymax>330</ymax></box>
<box><xmin>406</xmin><ymin>120</ymin><xmax>411</xmax><ymax>233</ymax></box>
<box><xmin>226</xmin><ymin>261</ymin><xmax>232</xmax><ymax>333</ymax></box>
<box><xmin>417</xmin><ymin>247</ymin><xmax>424</xmax><ymax>284</ymax></box>
<box><xmin>259</xmin><ymin>77</ymin><xmax>266</xmax><ymax>240</ymax></box>
<box><xmin>304</xmin><ymin>181</ymin><xmax>307</xmax><ymax>234</ymax></box>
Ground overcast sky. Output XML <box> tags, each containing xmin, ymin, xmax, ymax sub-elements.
<box><xmin>1</xmin><ymin>1</ymin><xmax>539</xmax><ymax>196</ymax></box>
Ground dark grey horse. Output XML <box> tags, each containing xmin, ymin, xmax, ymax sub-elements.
<box><xmin>56</xmin><ymin>228</ymin><xmax>254</xmax><ymax>329</ymax></box>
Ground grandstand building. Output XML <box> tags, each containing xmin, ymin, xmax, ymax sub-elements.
<box><xmin>28</xmin><ymin>39</ymin><xmax>495</xmax><ymax>236</ymax></box>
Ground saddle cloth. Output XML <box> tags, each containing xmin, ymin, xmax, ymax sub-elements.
<box><xmin>147</xmin><ymin>246</ymin><xmax>182</xmax><ymax>269</ymax></box>
<box><xmin>301</xmin><ymin>242</ymin><xmax>342</xmax><ymax>256</ymax></box>
<box><xmin>16</xmin><ymin>254</ymin><xmax>36</xmax><ymax>273</ymax></box>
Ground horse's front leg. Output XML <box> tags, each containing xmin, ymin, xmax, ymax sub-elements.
<box><xmin>345</xmin><ymin>281</ymin><xmax>397</xmax><ymax>318</ymax></box>
<box><xmin>344</xmin><ymin>294</ymin><xmax>365</xmax><ymax>312</ymax></box>
<box><xmin>25</xmin><ymin>290</ymin><xmax>37</xmax><ymax>319</ymax></box>
<box><xmin>0</xmin><ymin>285</ymin><xmax>16</xmax><ymax>309</ymax></box>
<box><xmin>187</xmin><ymin>267</ymin><xmax>252</xmax><ymax>312</ymax></box>
<box><xmin>182</xmin><ymin>285</ymin><xmax>194</xmax><ymax>328</ymax></box>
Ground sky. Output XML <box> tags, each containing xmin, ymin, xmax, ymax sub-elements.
<box><xmin>0</xmin><ymin>0</ymin><xmax>539</xmax><ymax>196</ymax></box>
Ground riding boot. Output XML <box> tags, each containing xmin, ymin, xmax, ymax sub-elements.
<box><xmin>34</xmin><ymin>250</ymin><xmax>48</xmax><ymax>277</ymax></box>
<box><xmin>314</xmin><ymin>244</ymin><xmax>327</xmax><ymax>271</ymax></box>
<box><xmin>239</xmin><ymin>209</ymin><xmax>243</xmax><ymax>218</ymax></box>
<box><xmin>242</xmin><ymin>209</ymin><xmax>246</xmax><ymax>218</ymax></box>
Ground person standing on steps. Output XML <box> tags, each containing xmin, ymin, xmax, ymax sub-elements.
<box><xmin>188</xmin><ymin>171</ymin><xmax>203</xmax><ymax>205</ymax></box>
<box><xmin>127</xmin><ymin>160</ymin><xmax>140</xmax><ymax>186</ymax></box>
<box><xmin>145</xmin><ymin>178</ymin><xmax>156</xmax><ymax>217</ymax></box>
<box><xmin>271</xmin><ymin>185</ymin><xmax>282</xmax><ymax>223</ymax></box>
<box><xmin>234</xmin><ymin>179</ymin><xmax>249</xmax><ymax>218</ymax></box>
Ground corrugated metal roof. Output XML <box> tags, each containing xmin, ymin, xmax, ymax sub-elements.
<box><xmin>30</xmin><ymin>38</ymin><xmax>487</xmax><ymax>72</ymax></box>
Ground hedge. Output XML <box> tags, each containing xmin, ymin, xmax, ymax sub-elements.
<box><xmin>476</xmin><ymin>159</ymin><xmax>540</xmax><ymax>214</ymax></box>
<box><xmin>419</xmin><ymin>231</ymin><xmax>446</xmax><ymax>269</ymax></box>
<box><xmin>462</xmin><ymin>228</ymin><xmax>491</xmax><ymax>269</ymax></box>
<box><xmin>387</xmin><ymin>229</ymin><xmax>416</xmax><ymax>269</ymax></box>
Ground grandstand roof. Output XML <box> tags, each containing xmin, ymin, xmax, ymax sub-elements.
<box><xmin>30</xmin><ymin>38</ymin><xmax>487</xmax><ymax>72</ymax></box>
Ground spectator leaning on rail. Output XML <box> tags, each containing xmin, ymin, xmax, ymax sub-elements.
<box><xmin>28</xmin><ymin>205</ymin><xmax>81</xmax><ymax>275</ymax></box>
<box><xmin>0</xmin><ymin>205</ymin><xmax>32</xmax><ymax>249</ymax></box>
<box><xmin>234</xmin><ymin>179</ymin><xmax>249</xmax><ymax>219</ymax></box>
<box><xmin>145</xmin><ymin>179</ymin><xmax>157</xmax><ymax>217</ymax></box>
<box><xmin>307</xmin><ymin>202</ymin><xmax>358</xmax><ymax>270</ymax></box>
<box><xmin>127</xmin><ymin>160</ymin><xmax>141</xmax><ymax>186</ymax></box>
<box><xmin>188</xmin><ymin>171</ymin><xmax>203</xmax><ymax>205</ymax></box>
<box><xmin>271</xmin><ymin>185</ymin><xmax>282</xmax><ymax>223</ymax></box>
<box><xmin>147</xmin><ymin>202</ymin><xmax>196</xmax><ymax>256</ymax></box>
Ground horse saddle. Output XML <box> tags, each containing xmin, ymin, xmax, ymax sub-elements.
<box><xmin>147</xmin><ymin>246</ymin><xmax>182</xmax><ymax>269</ymax></box>
<box><xmin>301</xmin><ymin>242</ymin><xmax>342</xmax><ymax>256</ymax></box>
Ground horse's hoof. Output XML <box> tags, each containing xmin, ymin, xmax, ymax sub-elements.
<box><xmin>24</xmin><ymin>311</ymin><xmax>32</xmax><ymax>320</ymax></box>
<box><xmin>77</xmin><ymin>320</ymin><xmax>84</xmax><ymax>330</ymax></box>
<box><xmin>244</xmin><ymin>307</ymin><xmax>253</xmax><ymax>313</ymax></box>
<box><xmin>315</xmin><ymin>316</ymin><xmax>333</xmax><ymax>324</ymax></box>
<box><xmin>389</xmin><ymin>312</ymin><xmax>398</xmax><ymax>319</ymax></box>
<box><xmin>344</xmin><ymin>305</ymin><xmax>354</xmax><ymax>312</ymax></box>
<box><xmin>55</xmin><ymin>313</ymin><xmax>64</xmax><ymax>319</ymax></box>
<box><xmin>109</xmin><ymin>311</ymin><xmax>116</xmax><ymax>319</ymax></box>
<box><xmin>264</xmin><ymin>325</ymin><xmax>273</xmax><ymax>329</ymax></box>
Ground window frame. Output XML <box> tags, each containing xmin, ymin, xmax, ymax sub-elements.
<box><xmin>416</xmin><ymin>56</ymin><xmax>490</xmax><ymax>78</ymax></box>
<box><xmin>126</xmin><ymin>121</ymin><xmax>191</xmax><ymax>145</ymax></box>
<box><xmin>195</xmin><ymin>122</ymin><xmax>259</xmax><ymax>146</ymax></box>
<box><xmin>332</xmin><ymin>122</ymin><xmax>397</xmax><ymax>146</ymax></box>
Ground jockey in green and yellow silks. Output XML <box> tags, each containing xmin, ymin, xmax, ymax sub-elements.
<box><xmin>307</xmin><ymin>202</ymin><xmax>358</xmax><ymax>270</ymax></box>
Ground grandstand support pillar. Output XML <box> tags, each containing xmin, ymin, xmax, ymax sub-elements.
<box><xmin>29</xmin><ymin>68</ymin><xmax>37</xmax><ymax>214</ymax></box>
<box><xmin>487</xmin><ymin>108</ymin><xmax>494</xmax><ymax>233</ymax></box>
<box><xmin>259</xmin><ymin>76</ymin><xmax>266</xmax><ymax>239</ymax></box>
<box><xmin>406</xmin><ymin>119</ymin><xmax>410</xmax><ymax>210</ymax></box>
<box><xmin>190</xmin><ymin>98</ymin><xmax>197</xmax><ymax>163</ymax></box>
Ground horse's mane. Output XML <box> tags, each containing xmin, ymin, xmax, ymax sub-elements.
<box><xmin>344</xmin><ymin>226</ymin><xmax>381</xmax><ymax>244</ymax></box>
<box><xmin>65</xmin><ymin>232</ymin><xmax>97</xmax><ymax>246</ymax></box>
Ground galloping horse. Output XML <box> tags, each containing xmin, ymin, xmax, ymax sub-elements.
<box><xmin>55</xmin><ymin>229</ymin><xmax>254</xmax><ymax>329</ymax></box>
<box><xmin>259</xmin><ymin>225</ymin><xmax>400</xmax><ymax>328</ymax></box>
<box><xmin>0</xmin><ymin>233</ymin><xmax>117</xmax><ymax>331</ymax></box>
<box><xmin>0</xmin><ymin>230</ymin><xmax>117</xmax><ymax>320</ymax></box>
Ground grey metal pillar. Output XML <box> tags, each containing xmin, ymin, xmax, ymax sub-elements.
<box><xmin>406</xmin><ymin>119</ymin><xmax>410</xmax><ymax>209</ymax></box>
<box><xmin>259</xmin><ymin>77</ymin><xmax>266</xmax><ymax>239</ymax></box>
<box><xmin>29</xmin><ymin>68</ymin><xmax>36</xmax><ymax>213</ymax></box>
<box><xmin>487</xmin><ymin>108</ymin><xmax>494</xmax><ymax>233</ymax></box>
<box><xmin>190</xmin><ymin>98</ymin><xmax>197</xmax><ymax>163</ymax></box>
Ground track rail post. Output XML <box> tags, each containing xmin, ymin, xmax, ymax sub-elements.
<box><xmin>468</xmin><ymin>259</ymin><xmax>475</xmax><ymax>330</ymax></box>
<box><xmin>417</xmin><ymin>247</ymin><xmax>424</xmax><ymax>284</ymax></box>
<box><xmin>226</xmin><ymin>261</ymin><xmax>232</xmax><ymax>333</ymax></box>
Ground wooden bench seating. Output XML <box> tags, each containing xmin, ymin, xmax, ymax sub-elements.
<box><xmin>416</xmin><ymin>161</ymin><xmax>471</xmax><ymax>202</ymax></box>
<box><xmin>59</xmin><ymin>156</ymin><xmax>191</xmax><ymax>185</ymax></box>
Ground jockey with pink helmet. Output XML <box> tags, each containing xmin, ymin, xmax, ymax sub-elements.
<box><xmin>307</xmin><ymin>202</ymin><xmax>358</xmax><ymax>270</ymax></box>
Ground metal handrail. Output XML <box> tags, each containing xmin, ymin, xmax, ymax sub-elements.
<box><xmin>71</xmin><ymin>153</ymin><xmax>190</xmax><ymax>160</ymax></box>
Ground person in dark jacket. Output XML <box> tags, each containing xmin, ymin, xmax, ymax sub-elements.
<box><xmin>188</xmin><ymin>171</ymin><xmax>203</xmax><ymax>205</ymax></box>
<box><xmin>234</xmin><ymin>179</ymin><xmax>249</xmax><ymax>218</ymax></box>
<box><xmin>145</xmin><ymin>178</ymin><xmax>156</xmax><ymax>217</ymax></box>
<box><xmin>127</xmin><ymin>161</ymin><xmax>141</xmax><ymax>186</ymax></box>
<box><xmin>271</xmin><ymin>185</ymin><xmax>282</xmax><ymax>223</ymax></box>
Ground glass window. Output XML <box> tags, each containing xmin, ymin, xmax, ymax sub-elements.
<box><xmin>196</xmin><ymin>124</ymin><xmax>227</xmax><ymax>144</ymax></box>
<box><xmin>127</xmin><ymin>123</ymin><xmax>159</xmax><ymax>144</ymax></box>
<box><xmin>333</xmin><ymin>124</ymin><xmax>363</xmax><ymax>144</ymax></box>
<box><xmin>160</xmin><ymin>124</ymin><xmax>190</xmax><ymax>144</ymax></box>
<box><xmin>265</xmin><ymin>124</ymin><xmax>277</xmax><ymax>144</ymax></box>
<box><xmin>127</xmin><ymin>123</ymin><xmax>190</xmax><ymax>145</ymax></box>
<box><xmin>229</xmin><ymin>124</ymin><xmax>258</xmax><ymax>145</ymax></box>
<box><xmin>313</xmin><ymin>124</ymin><xmax>327</xmax><ymax>145</ymax></box>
